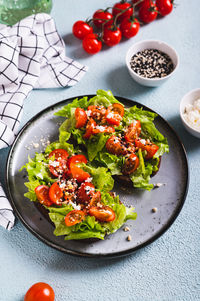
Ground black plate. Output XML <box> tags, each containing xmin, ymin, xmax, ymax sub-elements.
<box><xmin>6</xmin><ymin>95</ymin><xmax>189</xmax><ymax>258</ymax></box>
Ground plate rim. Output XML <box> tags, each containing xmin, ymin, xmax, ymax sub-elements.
<box><xmin>5</xmin><ymin>95</ymin><xmax>189</xmax><ymax>258</ymax></box>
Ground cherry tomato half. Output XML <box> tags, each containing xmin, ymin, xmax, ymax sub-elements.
<box><xmin>83</xmin><ymin>118</ymin><xmax>97</xmax><ymax>139</ymax></box>
<box><xmin>156</xmin><ymin>0</ymin><xmax>173</xmax><ymax>16</ymax></box>
<box><xmin>89</xmin><ymin>191</ymin><xmax>102</xmax><ymax>207</ymax></box>
<box><xmin>106</xmin><ymin>135</ymin><xmax>127</xmax><ymax>156</ymax></box>
<box><xmin>103</xmin><ymin>27</ymin><xmax>122</xmax><ymax>47</ymax></box>
<box><xmin>75</xmin><ymin>107</ymin><xmax>87</xmax><ymax>129</ymax></box>
<box><xmin>68</xmin><ymin>154</ymin><xmax>90</xmax><ymax>183</ymax></box>
<box><xmin>24</xmin><ymin>282</ymin><xmax>55</xmax><ymax>301</ymax></box>
<box><xmin>122</xmin><ymin>153</ymin><xmax>139</xmax><ymax>175</ymax></box>
<box><xmin>112</xmin><ymin>2</ymin><xmax>133</xmax><ymax>22</ymax></box>
<box><xmin>106</xmin><ymin>104</ymin><xmax>124</xmax><ymax>126</ymax></box>
<box><xmin>135</xmin><ymin>138</ymin><xmax>159</xmax><ymax>159</ymax></box>
<box><xmin>35</xmin><ymin>185</ymin><xmax>53</xmax><ymax>207</ymax></box>
<box><xmin>120</xmin><ymin>17</ymin><xmax>140</xmax><ymax>39</ymax></box>
<box><xmin>72</xmin><ymin>20</ymin><xmax>93</xmax><ymax>40</ymax></box>
<box><xmin>78</xmin><ymin>182</ymin><xmax>95</xmax><ymax>202</ymax></box>
<box><xmin>89</xmin><ymin>206</ymin><xmax>115</xmax><ymax>222</ymax></box>
<box><xmin>124</xmin><ymin>120</ymin><xmax>141</xmax><ymax>142</ymax></box>
<box><xmin>87</xmin><ymin>105</ymin><xmax>107</xmax><ymax>121</ymax></box>
<box><xmin>139</xmin><ymin>1</ymin><xmax>158</xmax><ymax>23</ymax></box>
<box><xmin>93</xmin><ymin>9</ymin><xmax>113</xmax><ymax>28</ymax></box>
<box><xmin>49</xmin><ymin>182</ymin><xmax>63</xmax><ymax>205</ymax></box>
<box><xmin>82</xmin><ymin>33</ymin><xmax>102</xmax><ymax>54</ymax></box>
<box><xmin>65</xmin><ymin>210</ymin><xmax>85</xmax><ymax>226</ymax></box>
<box><xmin>48</xmin><ymin>149</ymin><xmax>69</xmax><ymax>177</ymax></box>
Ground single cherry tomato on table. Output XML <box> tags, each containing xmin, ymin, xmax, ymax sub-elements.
<box><xmin>106</xmin><ymin>103</ymin><xmax>124</xmax><ymax>126</ymax></box>
<box><xmin>48</xmin><ymin>149</ymin><xmax>69</xmax><ymax>177</ymax></box>
<box><xmin>82</xmin><ymin>33</ymin><xmax>102</xmax><ymax>54</ymax></box>
<box><xmin>75</xmin><ymin>107</ymin><xmax>87</xmax><ymax>129</ymax></box>
<box><xmin>24</xmin><ymin>282</ymin><xmax>55</xmax><ymax>301</ymax></box>
<box><xmin>49</xmin><ymin>182</ymin><xmax>63</xmax><ymax>205</ymax></box>
<box><xmin>139</xmin><ymin>1</ymin><xmax>158</xmax><ymax>23</ymax></box>
<box><xmin>103</xmin><ymin>27</ymin><xmax>122</xmax><ymax>47</ymax></box>
<box><xmin>112</xmin><ymin>2</ymin><xmax>133</xmax><ymax>22</ymax></box>
<box><xmin>156</xmin><ymin>0</ymin><xmax>173</xmax><ymax>16</ymax></box>
<box><xmin>89</xmin><ymin>205</ymin><xmax>115</xmax><ymax>222</ymax></box>
<box><xmin>78</xmin><ymin>182</ymin><xmax>95</xmax><ymax>202</ymax></box>
<box><xmin>122</xmin><ymin>153</ymin><xmax>139</xmax><ymax>175</ymax></box>
<box><xmin>72</xmin><ymin>20</ymin><xmax>93</xmax><ymax>40</ymax></box>
<box><xmin>65</xmin><ymin>210</ymin><xmax>85</xmax><ymax>226</ymax></box>
<box><xmin>35</xmin><ymin>185</ymin><xmax>53</xmax><ymax>207</ymax></box>
<box><xmin>68</xmin><ymin>154</ymin><xmax>90</xmax><ymax>183</ymax></box>
<box><xmin>120</xmin><ymin>17</ymin><xmax>140</xmax><ymax>39</ymax></box>
<box><xmin>135</xmin><ymin>138</ymin><xmax>159</xmax><ymax>159</ymax></box>
<box><xmin>124</xmin><ymin>120</ymin><xmax>141</xmax><ymax>142</ymax></box>
<box><xmin>106</xmin><ymin>135</ymin><xmax>127</xmax><ymax>156</ymax></box>
<box><xmin>93</xmin><ymin>9</ymin><xmax>113</xmax><ymax>28</ymax></box>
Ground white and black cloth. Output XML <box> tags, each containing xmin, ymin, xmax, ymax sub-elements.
<box><xmin>0</xmin><ymin>13</ymin><xmax>88</xmax><ymax>230</ymax></box>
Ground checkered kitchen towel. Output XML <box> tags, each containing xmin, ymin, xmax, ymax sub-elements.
<box><xmin>0</xmin><ymin>13</ymin><xmax>88</xmax><ymax>230</ymax></box>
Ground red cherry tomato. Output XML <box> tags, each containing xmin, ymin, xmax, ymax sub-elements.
<box><xmin>122</xmin><ymin>153</ymin><xmax>139</xmax><ymax>175</ymax></box>
<box><xmin>87</xmin><ymin>105</ymin><xmax>107</xmax><ymax>121</ymax></box>
<box><xmin>89</xmin><ymin>206</ymin><xmax>115</xmax><ymax>222</ymax></box>
<box><xmin>35</xmin><ymin>185</ymin><xmax>53</xmax><ymax>207</ymax></box>
<box><xmin>103</xmin><ymin>27</ymin><xmax>122</xmax><ymax>47</ymax></box>
<box><xmin>124</xmin><ymin>120</ymin><xmax>141</xmax><ymax>142</ymax></box>
<box><xmin>89</xmin><ymin>191</ymin><xmax>102</xmax><ymax>207</ymax></box>
<box><xmin>78</xmin><ymin>182</ymin><xmax>95</xmax><ymax>202</ymax></box>
<box><xmin>93</xmin><ymin>125</ymin><xmax>115</xmax><ymax>135</ymax></box>
<box><xmin>72</xmin><ymin>20</ymin><xmax>93</xmax><ymax>40</ymax></box>
<box><xmin>65</xmin><ymin>210</ymin><xmax>85</xmax><ymax>226</ymax></box>
<box><xmin>75</xmin><ymin>107</ymin><xmax>87</xmax><ymax>129</ymax></box>
<box><xmin>24</xmin><ymin>282</ymin><xmax>55</xmax><ymax>301</ymax></box>
<box><xmin>156</xmin><ymin>0</ymin><xmax>173</xmax><ymax>16</ymax></box>
<box><xmin>68</xmin><ymin>154</ymin><xmax>90</xmax><ymax>183</ymax></box>
<box><xmin>49</xmin><ymin>182</ymin><xmax>63</xmax><ymax>205</ymax></box>
<box><xmin>83</xmin><ymin>118</ymin><xmax>97</xmax><ymax>139</ymax></box>
<box><xmin>132</xmin><ymin>0</ymin><xmax>145</xmax><ymax>8</ymax></box>
<box><xmin>105</xmin><ymin>135</ymin><xmax>127</xmax><ymax>156</ymax></box>
<box><xmin>139</xmin><ymin>1</ymin><xmax>158</xmax><ymax>23</ymax></box>
<box><xmin>93</xmin><ymin>9</ymin><xmax>113</xmax><ymax>28</ymax></box>
<box><xmin>120</xmin><ymin>17</ymin><xmax>140</xmax><ymax>39</ymax></box>
<box><xmin>82</xmin><ymin>33</ymin><xmax>102</xmax><ymax>54</ymax></box>
<box><xmin>106</xmin><ymin>103</ymin><xmax>124</xmax><ymax>126</ymax></box>
<box><xmin>48</xmin><ymin>149</ymin><xmax>69</xmax><ymax>177</ymax></box>
<box><xmin>135</xmin><ymin>138</ymin><xmax>159</xmax><ymax>159</ymax></box>
<box><xmin>112</xmin><ymin>2</ymin><xmax>133</xmax><ymax>22</ymax></box>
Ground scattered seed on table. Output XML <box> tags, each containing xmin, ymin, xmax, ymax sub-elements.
<box><xmin>127</xmin><ymin>235</ymin><xmax>132</xmax><ymax>241</ymax></box>
<box><xmin>152</xmin><ymin>207</ymin><xmax>158</xmax><ymax>213</ymax></box>
<box><xmin>123</xmin><ymin>226</ymin><xmax>130</xmax><ymax>232</ymax></box>
<box><xmin>130</xmin><ymin>49</ymin><xmax>174</xmax><ymax>79</ymax></box>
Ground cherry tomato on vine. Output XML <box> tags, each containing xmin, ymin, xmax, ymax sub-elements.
<box><xmin>103</xmin><ymin>27</ymin><xmax>122</xmax><ymax>47</ymax></box>
<box><xmin>72</xmin><ymin>20</ymin><xmax>93</xmax><ymax>40</ymax></box>
<box><xmin>93</xmin><ymin>9</ymin><xmax>113</xmax><ymax>28</ymax></box>
<box><xmin>120</xmin><ymin>17</ymin><xmax>140</xmax><ymax>39</ymax></box>
<box><xmin>35</xmin><ymin>185</ymin><xmax>53</xmax><ymax>207</ymax></box>
<box><xmin>24</xmin><ymin>282</ymin><xmax>55</xmax><ymax>301</ymax></box>
<box><xmin>89</xmin><ymin>205</ymin><xmax>115</xmax><ymax>222</ymax></box>
<box><xmin>75</xmin><ymin>107</ymin><xmax>87</xmax><ymax>128</ymax></box>
<box><xmin>139</xmin><ymin>1</ymin><xmax>158</xmax><ymax>23</ymax></box>
<box><xmin>156</xmin><ymin>0</ymin><xmax>173</xmax><ymax>16</ymax></box>
<box><xmin>112</xmin><ymin>2</ymin><xmax>133</xmax><ymax>22</ymax></box>
<box><xmin>65</xmin><ymin>210</ymin><xmax>85</xmax><ymax>226</ymax></box>
<box><xmin>132</xmin><ymin>0</ymin><xmax>145</xmax><ymax>8</ymax></box>
<box><xmin>82</xmin><ymin>33</ymin><xmax>102</xmax><ymax>54</ymax></box>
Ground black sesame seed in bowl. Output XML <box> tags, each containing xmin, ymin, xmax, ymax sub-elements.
<box><xmin>126</xmin><ymin>40</ymin><xmax>179</xmax><ymax>87</ymax></box>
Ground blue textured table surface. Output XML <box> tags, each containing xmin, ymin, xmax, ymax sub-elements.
<box><xmin>0</xmin><ymin>1</ymin><xmax>200</xmax><ymax>300</ymax></box>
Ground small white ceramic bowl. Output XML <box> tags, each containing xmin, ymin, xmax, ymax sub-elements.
<box><xmin>126</xmin><ymin>40</ymin><xmax>179</xmax><ymax>87</ymax></box>
<box><xmin>180</xmin><ymin>88</ymin><xmax>200</xmax><ymax>139</ymax></box>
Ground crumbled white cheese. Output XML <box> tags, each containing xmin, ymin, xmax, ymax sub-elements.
<box><xmin>33</xmin><ymin>142</ymin><xmax>40</xmax><ymax>149</ymax></box>
<box><xmin>37</xmin><ymin>173</ymin><xmax>43</xmax><ymax>179</ymax></box>
<box><xmin>68</xmin><ymin>201</ymin><xmax>81</xmax><ymax>210</ymax></box>
<box><xmin>183</xmin><ymin>98</ymin><xmax>200</xmax><ymax>131</ymax></box>
<box><xmin>49</xmin><ymin>160</ymin><xmax>60</xmax><ymax>167</ymax></box>
<box><xmin>95</xmin><ymin>125</ymin><xmax>106</xmax><ymax>131</ymax></box>
<box><xmin>86</xmin><ymin>177</ymin><xmax>93</xmax><ymax>183</ymax></box>
<box><xmin>86</xmin><ymin>110</ymin><xmax>92</xmax><ymax>117</ymax></box>
<box><xmin>106</xmin><ymin>112</ymin><xmax>115</xmax><ymax>119</ymax></box>
<box><xmin>140</xmin><ymin>139</ymin><xmax>146</xmax><ymax>145</ymax></box>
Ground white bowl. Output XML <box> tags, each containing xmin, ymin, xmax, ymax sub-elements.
<box><xmin>126</xmin><ymin>40</ymin><xmax>179</xmax><ymax>87</ymax></box>
<box><xmin>180</xmin><ymin>88</ymin><xmax>200</xmax><ymax>139</ymax></box>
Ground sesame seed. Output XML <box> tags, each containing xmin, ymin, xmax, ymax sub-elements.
<box><xmin>152</xmin><ymin>207</ymin><xmax>158</xmax><ymax>213</ymax></box>
<box><xmin>123</xmin><ymin>226</ymin><xmax>130</xmax><ymax>232</ymax></box>
<box><xmin>127</xmin><ymin>235</ymin><xmax>132</xmax><ymax>241</ymax></box>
